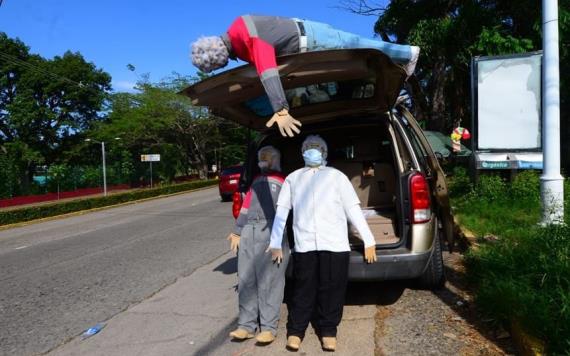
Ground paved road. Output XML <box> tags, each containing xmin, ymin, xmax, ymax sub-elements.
<box><xmin>0</xmin><ymin>188</ymin><xmax>234</xmax><ymax>356</ymax></box>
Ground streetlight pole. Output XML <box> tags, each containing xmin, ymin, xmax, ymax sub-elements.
<box><xmin>101</xmin><ymin>141</ymin><xmax>107</xmax><ymax>196</ymax></box>
<box><xmin>540</xmin><ymin>0</ymin><xmax>564</xmax><ymax>224</ymax></box>
<box><xmin>86</xmin><ymin>138</ymin><xmax>120</xmax><ymax>197</ymax></box>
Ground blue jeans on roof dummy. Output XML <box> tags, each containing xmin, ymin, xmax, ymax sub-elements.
<box><xmin>300</xmin><ymin>19</ymin><xmax>412</xmax><ymax>63</ymax></box>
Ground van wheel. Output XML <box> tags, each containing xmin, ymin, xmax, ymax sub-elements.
<box><xmin>220</xmin><ymin>194</ymin><xmax>232</xmax><ymax>202</ymax></box>
<box><xmin>417</xmin><ymin>228</ymin><xmax>446</xmax><ymax>290</ymax></box>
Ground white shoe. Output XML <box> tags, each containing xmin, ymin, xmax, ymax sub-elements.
<box><xmin>405</xmin><ymin>46</ymin><xmax>420</xmax><ymax>77</ymax></box>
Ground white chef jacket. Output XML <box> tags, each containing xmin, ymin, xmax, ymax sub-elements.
<box><xmin>269</xmin><ymin>166</ymin><xmax>376</xmax><ymax>252</ymax></box>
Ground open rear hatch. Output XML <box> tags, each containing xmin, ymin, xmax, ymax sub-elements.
<box><xmin>179</xmin><ymin>49</ymin><xmax>407</xmax><ymax>130</ymax></box>
<box><xmin>181</xmin><ymin>49</ymin><xmax>409</xmax><ymax>248</ymax></box>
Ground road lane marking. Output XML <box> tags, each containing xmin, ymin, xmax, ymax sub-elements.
<box><xmin>14</xmin><ymin>245</ymin><xmax>27</xmax><ymax>250</ymax></box>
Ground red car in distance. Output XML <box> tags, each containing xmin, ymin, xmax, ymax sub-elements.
<box><xmin>218</xmin><ymin>165</ymin><xmax>243</xmax><ymax>202</ymax></box>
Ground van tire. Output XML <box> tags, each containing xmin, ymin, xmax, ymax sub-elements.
<box><xmin>220</xmin><ymin>194</ymin><xmax>232</xmax><ymax>202</ymax></box>
<box><xmin>417</xmin><ymin>228</ymin><xmax>446</xmax><ymax>290</ymax></box>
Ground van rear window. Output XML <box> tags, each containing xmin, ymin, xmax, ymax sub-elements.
<box><xmin>244</xmin><ymin>79</ymin><xmax>376</xmax><ymax>117</ymax></box>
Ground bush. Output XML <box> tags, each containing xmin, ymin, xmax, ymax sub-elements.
<box><xmin>0</xmin><ymin>179</ymin><xmax>218</xmax><ymax>226</ymax></box>
<box><xmin>465</xmin><ymin>224</ymin><xmax>570</xmax><ymax>354</ymax></box>
<box><xmin>474</xmin><ymin>174</ymin><xmax>508</xmax><ymax>202</ymax></box>
<box><xmin>511</xmin><ymin>171</ymin><xmax>541</xmax><ymax>201</ymax></box>
<box><xmin>447</xmin><ymin>166</ymin><xmax>473</xmax><ymax>199</ymax></box>
<box><xmin>452</xmin><ymin>170</ymin><xmax>570</xmax><ymax>353</ymax></box>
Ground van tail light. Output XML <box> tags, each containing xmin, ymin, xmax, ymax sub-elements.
<box><xmin>232</xmin><ymin>191</ymin><xmax>243</xmax><ymax>219</ymax></box>
<box><xmin>410</xmin><ymin>173</ymin><xmax>431</xmax><ymax>224</ymax></box>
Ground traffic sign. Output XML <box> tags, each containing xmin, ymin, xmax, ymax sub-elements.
<box><xmin>141</xmin><ymin>154</ymin><xmax>160</xmax><ymax>162</ymax></box>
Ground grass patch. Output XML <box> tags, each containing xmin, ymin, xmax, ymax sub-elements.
<box><xmin>449</xmin><ymin>168</ymin><xmax>570</xmax><ymax>354</ymax></box>
<box><xmin>0</xmin><ymin>179</ymin><xmax>218</xmax><ymax>226</ymax></box>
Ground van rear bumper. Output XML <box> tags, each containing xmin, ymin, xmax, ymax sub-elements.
<box><xmin>348</xmin><ymin>247</ymin><xmax>432</xmax><ymax>281</ymax></box>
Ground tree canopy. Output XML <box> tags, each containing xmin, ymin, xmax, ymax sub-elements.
<box><xmin>91</xmin><ymin>74</ymin><xmax>248</xmax><ymax>182</ymax></box>
<box><xmin>0</xmin><ymin>32</ymin><xmax>248</xmax><ymax>199</ymax></box>
<box><xmin>0</xmin><ymin>32</ymin><xmax>112</xmax><ymax>196</ymax></box>
<box><xmin>350</xmin><ymin>0</ymin><xmax>569</xmax><ymax>134</ymax></box>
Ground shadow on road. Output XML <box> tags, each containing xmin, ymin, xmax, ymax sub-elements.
<box><xmin>191</xmin><ymin>317</ymin><xmax>239</xmax><ymax>356</ymax></box>
<box><xmin>213</xmin><ymin>256</ymin><xmax>237</xmax><ymax>275</ymax></box>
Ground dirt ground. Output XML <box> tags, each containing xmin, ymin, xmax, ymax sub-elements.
<box><xmin>369</xmin><ymin>250</ymin><xmax>516</xmax><ymax>356</ymax></box>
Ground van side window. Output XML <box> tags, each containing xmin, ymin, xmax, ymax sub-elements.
<box><xmin>399</xmin><ymin>117</ymin><xmax>431</xmax><ymax>175</ymax></box>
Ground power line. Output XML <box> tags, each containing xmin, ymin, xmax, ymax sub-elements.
<box><xmin>0</xmin><ymin>52</ymin><xmax>86</xmax><ymax>88</ymax></box>
<box><xmin>0</xmin><ymin>51</ymin><xmax>109</xmax><ymax>97</ymax></box>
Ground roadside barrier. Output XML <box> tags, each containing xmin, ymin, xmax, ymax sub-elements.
<box><xmin>0</xmin><ymin>184</ymin><xmax>130</xmax><ymax>208</ymax></box>
<box><xmin>0</xmin><ymin>179</ymin><xmax>218</xmax><ymax>226</ymax></box>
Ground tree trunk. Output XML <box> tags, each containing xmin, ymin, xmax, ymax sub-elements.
<box><xmin>427</xmin><ymin>59</ymin><xmax>448</xmax><ymax>132</ymax></box>
<box><xmin>200</xmin><ymin>162</ymin><xmax>208</xmax><ymax>180</ymax></box>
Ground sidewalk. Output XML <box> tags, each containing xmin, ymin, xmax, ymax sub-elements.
<box><xmin>48</xmin><ymin>253</ymin><xmax>376</xmax><ymax>356</ymax></box>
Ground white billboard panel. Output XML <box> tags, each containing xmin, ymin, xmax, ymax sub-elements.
<box><xmin>476</xmin><ymin>53</ymin><xmax>541</xmax><ymax>150</ymax></box>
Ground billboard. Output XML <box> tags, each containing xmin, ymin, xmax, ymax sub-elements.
<box><xmin>472</xmin><ymin>52</ymin><xmax>542</xmax><ymax>151</ymax></box>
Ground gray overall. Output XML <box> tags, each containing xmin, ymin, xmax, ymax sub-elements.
<box><xmin>233</xmin><ymin>174</ymin><xmax>290</xmax><ymax>335</ymax></box>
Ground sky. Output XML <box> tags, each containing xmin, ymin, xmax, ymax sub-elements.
<box><xmin>0</xmin><ymin>0</ymin><xmax>385</xmax><ymax>92</ymax></box>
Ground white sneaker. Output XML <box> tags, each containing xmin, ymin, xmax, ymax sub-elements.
<box><xmin>405</xmin><ymin>46</ymin><xmax>420</xmax><ymax>77</ymax></box>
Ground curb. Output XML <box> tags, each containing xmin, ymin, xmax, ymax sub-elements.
<box><xmin>0</xmin><ymin>184</ymin><xmax>218</xmax><ymax>231</ymax></box>
<box><xmin>511</xmin><ymin>320</ymin><xmax>546</xmax><ymax>356</ymax></box>
<box><xmin>453</xmin><ymin>216</ymin><xmax>547</xmax><ymax>356</ymax></box>
<box><xmin>453</xmin><ymin>216</ymin><xmax>479</xmax><ymax>251</ymax></box>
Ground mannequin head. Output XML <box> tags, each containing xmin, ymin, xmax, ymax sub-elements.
<box><xmin>191</xmin><ymin>36</ymin><xmax>230</xmax><ymax>73</ymax></box>
<box><xmin>258</xmin><ymin>146</ymin><xmax>281</xmax><ymax>172</ymax></box>
<box><xmin>301</xmin><ymin>135</ymin><xmax>328</xmax><ymax>167</ymax></box>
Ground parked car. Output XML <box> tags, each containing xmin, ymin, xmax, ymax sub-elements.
<box><xmin>181</xmin><ymin>49</ymin><xmax>455</xmax><ymax>289</ymax></box>
<box><xmin>218</xmin><ymin>165</ymin><xmax>243</xmax><ymax>202</ymax></box>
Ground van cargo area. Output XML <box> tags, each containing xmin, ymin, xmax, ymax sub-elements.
<box><xmin>260</xmin><ymin>121</ymin><xmax>402</xmax><ymax>248</ymax></box>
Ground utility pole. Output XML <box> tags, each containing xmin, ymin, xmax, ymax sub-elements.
<box><xmin>86</xmin><ymin>138</ymin><xmax>120</xmax><ymax>197</ymax></box>
<box><xmin>101</xmin><ymin>141</ymin><xmax>107</xmax><ymax>196</ymax></box>
<box><xmin>540</xmin><ymin>0</ymin><xmax>564</xmax><ymax>224</ymax></box>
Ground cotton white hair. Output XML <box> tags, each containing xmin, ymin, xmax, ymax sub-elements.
<box><xmin>258</xmin><ymin>145</ymin><xmax>281</xmax><ymax>172</ymax></box>
<box><xmin>190</xmin><ymin>36</ymin><xmax>230</xmax><ymax>73</ymax></box>
<box><xmin>302</xmin><ymin>135</ymin><xmax>328</xmax><ymax>158</ymax></box>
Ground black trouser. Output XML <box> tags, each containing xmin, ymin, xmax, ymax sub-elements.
<box><xmin>287</xmin><ymin>251</ymin><xmax>350</xmax><ymax>338</ymax></box>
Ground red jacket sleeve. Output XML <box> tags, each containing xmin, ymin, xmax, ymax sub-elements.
<box><xmin>227</xmin><ymin>16</ymin><xmax>289</xmax><ymax>112</ymax></box>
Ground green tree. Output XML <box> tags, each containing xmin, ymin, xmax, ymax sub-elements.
<box><xmin>47</xmin><ymin>164</ymin><xmax>67</xmax><ymax>198</ymax></box>
<box><xmin>0</xmin><ymin>32</ymin><xmax>112</xmax><ymax>195</ymax></box>
<box><xmin>94</xmin><ymin>74</ymin><xmax>247</xmax><ymax>181</ymax></box>
<box><xmin>344</xmin><ymin>1</ymin><xmax>569</xmax><ymax>137</ymax></box>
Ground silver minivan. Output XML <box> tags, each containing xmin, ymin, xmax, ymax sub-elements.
<box><xmin>181</xmin><ymin>49</ymin><xmax>455</xmax><ymax>289</ymax></box>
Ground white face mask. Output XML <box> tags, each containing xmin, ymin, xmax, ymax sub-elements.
<box><xmin>258</xmin><ymin>161</ymin><xmax>270</xmax><ymax>171</ymax></box>
<box><xmin>303</xmin><ymin>148</ymin><xmax>323</xmax><ymax>167</ymax></box>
